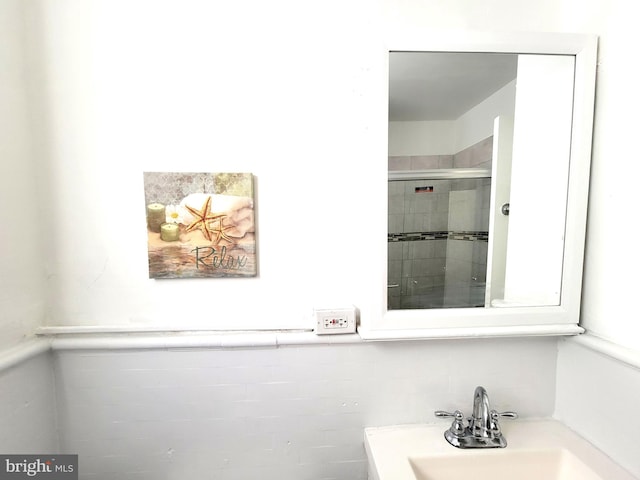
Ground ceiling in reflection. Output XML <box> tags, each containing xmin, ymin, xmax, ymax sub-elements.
<box><xmin>389</xmin><ymin>52</ymin><xmax>518</xmax><ymax>121</ymax></box>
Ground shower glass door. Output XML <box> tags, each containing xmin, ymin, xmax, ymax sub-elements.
<box><xmin>388</xmin><ymin>173</ymin><xmax>491</xmax><ymax>310</ymax></box>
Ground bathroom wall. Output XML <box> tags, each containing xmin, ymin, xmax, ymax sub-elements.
<box><xmin>569</xmin><ymin>1</ymin><xmax>640</xmax><ymax>350</ymax></box>
<box><xmin>388</xmin><ymin>121</ymin><xmax>455</xmax><ymax>156</ymax></box>
<box><xmin>552</xmin><ymin>3</ymin><xmax>640</xmax><ymax>477</ymax></box>
<box><xmin>388</xmin><ymin>80</ymin><xmax>515</xmax><ymax>157</ymax></box>
<box><xmin>0</xmin><ymin>0</ymin><xmax>57</xmax><ymax>460</ymax></box>
<box><xmin>555</xmin><ymin>339</ymin><xmax>640</xmax><ymax>478</ymax></box>
<box><xmin>2</xmin><ymin>0</ymin><xmax>640</xmax><ymax>479</ymax></box>
<box><xmin>53</xmin><ymin>338</ymin><xmax>556</xmax><ymax>480</ymax></box>
<box><xmin>0</xmin><ymin>0</ymin><xmax>46</xmax><ymax>351</ymax></box>
<box><xmin>24</xmin><ymin>0</ymin><xmax>387</xmax><ymax>331</ymax></box>
<box><xmin>7</xmin><ymin>0</ymin><xmax>636</xmax><ymax>345</ymax></box>
<box><xmin>22</xmin><ymin>0</ymin><xmax>634</xmax><ymax>337</ymax></box>
<box><xmin>0</xmin><ymin>351</ymin><xmax>58</xmax><ymax>454</ymax></box>
<box><xmin>452</xmin><ymin>80</ymin><xmax>516</xmax><ymax>154</ymax></box>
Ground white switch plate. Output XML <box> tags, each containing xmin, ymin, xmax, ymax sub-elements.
<box><xmin>313</xmin><ymin>307</ymin><xmax>356</xmax><ymax>335</ymax></box>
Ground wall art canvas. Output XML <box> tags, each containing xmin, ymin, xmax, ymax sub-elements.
<box><xmin>143</xmin><ymin>172</ymin><xmax>257</xmax><ymax>279</ymax></box>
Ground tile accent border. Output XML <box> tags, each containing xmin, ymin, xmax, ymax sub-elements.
<box><xmin>388</xmin><ymin>231</ymin><xmax>488</xmax><ymax>242</ymax></box>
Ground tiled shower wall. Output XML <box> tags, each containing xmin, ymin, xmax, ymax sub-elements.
<box><xmin>444</xmin><ymin>182</ymin><xmax>491</xmax><ymax>307</ymax></box>
<box><xmin>387</xmin><ymin>136</ymin><xmax>493</xmax><ymax>172</ymax></box>
<box><xmin>388</xmin><ymin>177</ymin><xmax>449</xmax><ymax>308</ymax></box>
<box><xmin>388</xmin><ymin>137</ymin><xmax>492</xmax><ymax>309</ymax></box>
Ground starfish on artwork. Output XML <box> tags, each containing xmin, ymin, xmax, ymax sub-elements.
<box><xmin>209</xmin><ymin>215</ymin><xmax>236</xmax><ymax>244</ymax></box>
<box><xmin>184</xmin><ymin>196</ymin><xmax>224</xmax><ymax>241</ymax></box>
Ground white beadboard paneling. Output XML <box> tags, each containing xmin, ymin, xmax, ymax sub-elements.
<box><xmin>53</xmin><ymin>338</ymin><xmax>556</xmax><ymax>479</ymax></box>
<box><xmin>555</xmin><ymin>338</ymin><xmax>640</xmax><ymax>479</ymax></box>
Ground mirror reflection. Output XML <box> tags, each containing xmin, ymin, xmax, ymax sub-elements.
<box><xmin>388</xmin><ymin>175</ymin><xmax>491</xmax><ymax>309</ymax></box>
<box><xmin>388</xmin><ymin>52</ymin><xmax>517</xmax><ymax>310</ymax></box>
<box><xmin>388</xmin><ymin>52</ymin><xmax>574</xmax><ymax>310</ymax></box>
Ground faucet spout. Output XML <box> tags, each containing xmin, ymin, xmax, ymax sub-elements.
<box><xmin>470</xmin><ymin>386</ymin><xmax>491</xmax><ymax>437</ymax></box>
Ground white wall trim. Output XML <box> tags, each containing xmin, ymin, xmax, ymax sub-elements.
<box><xmin>7</xmin><ymin>328</ymin><xmax>617</xmax><ymax>369</ymax></box>
<box><xmin>15</xmin><ymin>328</ymin><xmax>635</xmax><ymax>370</ymax></box>
<box><xmin>0</xmin><ymin>330</ymin><xmax>363</xmax><ymax>370</ymax></box>
<box><xmin>40</xmin><ymin>329</ymin><xmax>364</xmax><ymax>351</ymax></box>
<box><xmin>359</xmin><ymin>324</ymin><xmax>584</xmax><ymax>340</ymax></box>
<box><xmin>37</xmin><ymin>325</ymin><xmax>304</xmax><ymax>335</ymax></box>
<box><xmin>0</xmin><ymin>338</ymin><xmax>50</xmax><ymax>372</ymax></box>
<box><xmin>35</xmin><ymin>324</ymin><xmax>585</xmax><ymax>351</ymax></box>
<box><xmin>566</xmin><ymin>334</ymin><xmax>640</xmax><ymax>371</ymax></box>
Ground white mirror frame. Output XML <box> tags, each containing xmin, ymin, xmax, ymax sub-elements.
<box><xmin>359</xmin><ymin>31</ymin><xmax>597</xmax><ymax>340</ymax></box>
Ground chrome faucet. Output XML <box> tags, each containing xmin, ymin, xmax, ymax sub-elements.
<box><xmin>435</xmin><ymin>386</ymin><xmax>517</xmax><ymax>448</ymax></box>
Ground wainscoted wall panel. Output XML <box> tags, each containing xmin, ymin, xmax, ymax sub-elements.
<box><xmin>53</xmin><ymin>338</ymin><xmax>557</xmax><ymax>480</ymax></box>
<box><xmin>555</xmin><ymin>338</ymin><xmax>640</xmax><ymax>478</ymax></box>
<box><xmin>0</xmin><ymin>352</ymin><xmax>58</xmax><ymax>453</ymax></box>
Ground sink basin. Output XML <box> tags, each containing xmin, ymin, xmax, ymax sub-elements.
<box><xmin>365</xmin><ymin>420</ymin><xmax>636</xmax><ymax>480</ymax></box>
<box><xmin>410</xmin><ymin>448</ymin><xmax>601</xmax><ymax>480</ymax></box>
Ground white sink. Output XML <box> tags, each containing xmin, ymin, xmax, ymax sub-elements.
<box><xmin>365</xmin><ymin>420</ymin><xmax>636</xmax><ymax>480</ymax></box>
<box><xmin>410</xmin><ymin>449</ymin><xmax>601</xmax><ymax>480</ymax></box>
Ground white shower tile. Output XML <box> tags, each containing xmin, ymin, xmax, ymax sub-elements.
<box><xmin>388</xmin><ymin>156</ymin><xmax>411</xmax><ymax>170</ymax></box>
<box><xmin>410</xmin><ymin>155</ymin><xmax>440</xmax><ymax>169</ymax></box>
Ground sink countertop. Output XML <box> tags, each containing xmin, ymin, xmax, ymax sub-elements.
<box><xmin>365</xmin><ymin>419</ymin><xmax>636</xmax><ymax>480</ymax></box>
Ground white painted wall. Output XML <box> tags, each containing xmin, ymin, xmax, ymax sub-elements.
<box><xmin>0</xmin><ymin>0</ymin><xmax>46</xmax><ymax>350</ymax></box>
<box><xmin>25</xmin><ymin>0</ymin><xmax>387</xmax><ymax>330</ymax></box>
<box><xmin>565</xmin><ymin>0</ymin><xmax>640</xmax><ymax>351</ymax></box>
<box><xmin>388</xmin><ymin>80</ymin><xmax>515</xmax><ymax>157</ymax></box>
<box><xmin>388</xmin><ymin>121</ymin><xmax>455</xmax><ymax>156</ymax></box>
<box><xmin>453</xmin><ymin>79</ymin><xmax>516</xmax><ymax>153</ymax></box>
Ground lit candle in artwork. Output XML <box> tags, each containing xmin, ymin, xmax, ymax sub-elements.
<box><xmin>160</xmin><ymin>223</ymin><xmax>180</xmax><ymax>242</ymax></box>
<box><xmin>146</xmin><ymin>203</ymin><xmax>165</xmax><ymax>232</ymax></box>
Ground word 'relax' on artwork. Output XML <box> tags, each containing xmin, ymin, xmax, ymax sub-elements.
<box><xmin>143</xmin><ymin>172</ymin><xmax>257</xmax><ymax>279</ymax></box>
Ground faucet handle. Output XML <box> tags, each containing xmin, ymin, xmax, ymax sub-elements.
<box><xmin>491</xmin><ymin>410</ymin><xmax>518</xmax><ymax>419</ymax></box>
<box><xmin>435</xmin><ymin>410</ymin><xmax>466</xmax><ymax>436</ymax></box>
<box><xmin>435</xmin><ymin>409</ymin><xmax>464</xmax><ymax>419</ymax></box>
<box><xmin>489</xmin><ymin>410</ymin><xmax>518</xmax><ymax>434</ymax></box>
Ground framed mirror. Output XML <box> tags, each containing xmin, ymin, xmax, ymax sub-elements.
<box><xmin>360</xmin><ymin>31</ymin><xmax>597</xmax><ymax>340</ymax></box>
